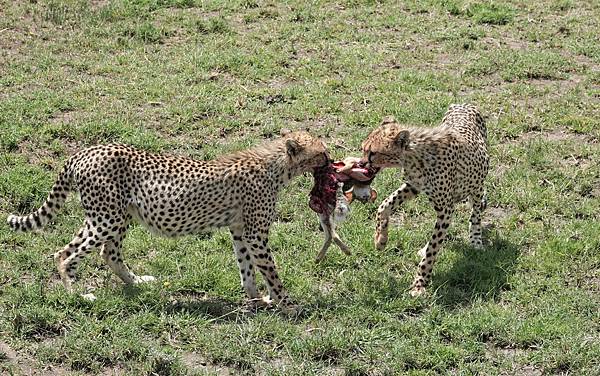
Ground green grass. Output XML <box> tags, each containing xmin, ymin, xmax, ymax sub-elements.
<box><xmin>1</xmin><ymin>0</ymin><xmax>599</xmax><ymax>374</ymax></box>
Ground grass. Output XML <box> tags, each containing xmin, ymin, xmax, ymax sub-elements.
<box><xmin>1</xmin><ymin>0</ymin><xmax>599</xmax><ymax>374</ymax></box>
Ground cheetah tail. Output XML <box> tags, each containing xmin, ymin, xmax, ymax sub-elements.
<box><xmin>7</xmin><ymin>163</ymin><xmax>73</xmax><ymax>232</ymax></box>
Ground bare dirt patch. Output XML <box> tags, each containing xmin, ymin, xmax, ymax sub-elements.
<box><xmin>180</xmin><ymin>351</ymin><xmax>234</xmax><ymax>376</ymax></box>
<box><xmin>571</xmin><ymin>53</ymin><xmax>600</xmax><ymax>73</ymax></box>
<box><xmin>560</xmin><ymin>154</ymin><xmax>592</xmax><ymax>169</ymax></box>
<box><xmin>318</xmin><ymin>281</ymin><xmax>336</xmax><ymax>295</ymax></box>
<box><xmin>565</xmin><ymin>270</ymin><xmax>600</xmax><ymax>301</ymax></box>
<box><xmin>485</xmin><ymin>206</ymin><xmax>517</xmax><ymax>223</ymax></box>
<box><xmin>583</xmin><ymin>272</ymin><xmax>600</xmax><ymax>293</ymax></box>
<box><xmin>265</xmin><ymin>77</ymin><xmax>294</xmax><ymax>91</ymax></box>
<box><xmin>481</xmin><ymin>36</ymin><xmax>530</xmax><ymax>51</ymax></box>
<box><xmin>90</xmin><ymin>0</ymin><xmax>110</xmax><ymax>10</ymax></box>
<box><xmin>16</xmin><ymin>138</ymin><xmax>80</xmax><ymax>169</ymax></box>
<box><xmin>510</xmin><ymin>129</ymin><xmax>596</xmax><ymax>145</ymax></box>
<box><xmin>486</xmin><ymin>345</ymin><xmax>541</xmax><ymax>376</ymax></box>
<box><xmin>0</xmin><ymin>340</ymin><xmax>69</xmax><ymax>376</ymax></box>
<box><xmin>17</xmin><ymin>140</ymin><xmax>59</xmax><ymax>169</ymax></box>
<box><xmin>435</xmin><ymin>53</ymin><xmax>454</xmax><ymax>68</ymax></box>
<box><xmin>0</xmin><ymin>28</ymin><xmax>27</xmax><ymax>58</ymax></box>
<box><xmin>528</xmin><ymin>73</ymin><xmax>584</xmax><ymax>90</ymax></box>
<box><xmin>98</xmin><ymin>365</ymin><xmax>128</xmax><ymax>375</ymax></box>
<box><xmin>0</xmin><ymin>341</ymin><xmax>20</xmax><ymax>366</ymax></box>
<box><xmin>505</xmin><ymin>365</ymin><xmax>542</xmax><ymax>376</ymax></box>
<box><xmin>48</xmin><ymin>110</ymin><xmax>78</xmax><ymax>125</ymax></box>
<box><xmin>542</xmin><ymin>130</ymin><xmax>593</xmax><ymax>142</ymax></box>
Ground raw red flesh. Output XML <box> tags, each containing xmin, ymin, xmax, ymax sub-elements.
<box><xmin>309</xmin><ymin>162</ymin><xmax>379</xmax><ymax>215</ymax></box>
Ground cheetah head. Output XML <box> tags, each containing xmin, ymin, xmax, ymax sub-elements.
<box><xmin>282</xmin><ymin>130</ymin><xmax>330</xmax><ymax>172</ymax></box>
<box><xmin>361</xmin><ymin>117</ymin><xmax>410</xmax><ymax>169</ymax></box>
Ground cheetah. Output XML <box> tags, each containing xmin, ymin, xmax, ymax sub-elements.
<box><xmin>7</xmin><ymin>131</ymin><xmax>330</xmax><ymax>313</ymax></box>
<box><xmin>361</xmin><ymin>104</ymin><xmax>489</xmax><ymax>296</ymax></box>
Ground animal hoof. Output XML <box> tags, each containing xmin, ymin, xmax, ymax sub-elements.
<box><xmin>339</xmin><ymin>244</ymin><xmax>351</xmax><ymax>256</ymax></box>
<box><xmin>374</xmin><ymin>232</ymin><xmax>388</xmax><ymax>250</ymax></box>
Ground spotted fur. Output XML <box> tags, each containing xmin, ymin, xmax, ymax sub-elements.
<box><xmin>7</xmin><ymin>131</ymin><xmax>330</xmax><ymax>313</ymax></box>
<box><xmin>362</xmin><ymin>104</ymin><xmax>489</xmax><ymax>296</ymax></box>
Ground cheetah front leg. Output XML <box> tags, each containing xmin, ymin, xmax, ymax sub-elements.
<box><xmin>230</xmin><ymin>226</ymin><xmax>259</xmax><ymax>300</ymax></box>
<box><xmin>410</xmin><ymin>206</ymin><xmax>453</xmax><ymax>297</ymax></box>
<box><xmin>375</xmin><ymin>183</ymin><xmax>418</xmax><ymax>250</ymax></box>
<box><xmin>243</xmin><ymin>228</ymin><xmax>299</xmax><ymax>315</ymax></box>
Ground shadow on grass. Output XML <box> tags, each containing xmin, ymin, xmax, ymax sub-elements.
<box><xmin>432</xmin><ymin>231</ymin><xmax>520</xmax><ymax>309</ymax></box>
<box><xmin>164</xmin><ymin>297</ymin><xmax>250</xmax><ymax>322</ymax></box>
<box><xmin>121</xmin><ymin>286</ymin><xmax>253</xmax><ymax>322</ymax></box>
<box><xmin>163</xmin><ymin>295</ymin><xmax>306</xmax><ymax>322</ymax></box>
<box><xmin>306</xmin><ymin>238</ymin><xmax>519</xmax><ymax>315</ymax></box>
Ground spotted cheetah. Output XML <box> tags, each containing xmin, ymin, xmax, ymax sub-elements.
<box><xmin>7</xmin><ymin>131</ymin><xmax>330</xmax><ymax>313</ymax></box>
<box><xmin>361</xmin><ymin>104</ymin><xmax>489</xmax><ymax>296</ymax></box>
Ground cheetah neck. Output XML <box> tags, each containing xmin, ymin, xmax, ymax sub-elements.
<box><xmin>212</xmin><ymin>142</ymin><xmax>307</xmax><ymax>189</ymax></box>
<box><xmin>275</xmin><ymin>162</ymin><xmax>307</xmax><ymax>187</ymax></box>
<box><xmin>399</xmin><ymin>127</ymin><xmax>452</xmax><ymax>168</ymax></box>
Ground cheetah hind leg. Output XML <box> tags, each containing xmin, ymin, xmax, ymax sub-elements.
<box><xmin>468</xmin><ymin>191</ymin><xmax>486</xmax><ymax>250</ymax></box>
<box><xmin>54</xmin><ymin>225</ymin><xmax>107</xmax><ymax>300</ymax></box>
<box><xmin>53</xmin><ymin>225</ymin><xmax>95</xmax><ymax>293</ymax></box>
<box><xmin>100</xmin><ymin>246</ymin><xmax>156</xmax><ymax>285</ymax></box>
<box><xmin>99</xmin><ymin>224</ymin><xmax>156</xmax><ymax>285</ymax></box>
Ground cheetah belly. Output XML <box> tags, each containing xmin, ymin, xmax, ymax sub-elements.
<box><xmin>451</xmin><ymin>172</ymin><xmax>471</xmax><ymax>203</ymax></box>
<box><xmin>452</xmin><ymin>163</ymin><xmax>486</xmax><ymax>204</ymax></box>
<box><xmin>128</xmin><ymin>182</ymin><xmax>239</xmax><ymax>237</ymax></box>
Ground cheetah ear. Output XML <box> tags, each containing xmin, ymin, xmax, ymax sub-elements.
<box><xmin>286</xmin><ymin>139</ymin><xmax>303</xmax><ymax>157</ymax></box>
<box><xmin>395</xmin><ymin>130</ymin><xmax>410</xmax><ymax>148</ymax></box>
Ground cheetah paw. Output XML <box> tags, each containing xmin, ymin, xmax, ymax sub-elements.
<box><xmin>409</xmin><ymin>286</ymin><xmax>426</xmax><ymax>297</ymax></box>
<box><xmin>246</xmin><ymin>296</ymin><xmax>273</xmax><ymax>310</ymax></box>
<box><xmin>260</xmin><ymin>296</ymin><xmax>274</xmax><ymax>306</ymax></box>
<box><xmin>470</xmin><ymin>240</ymin><xmax>484</xmax><ymax>250</ymax></box>
<box><xmin>280</xmin><ymin>303</ymin><xmax>303</xmax><ymax>317</ymax></box>
<box><xmin>81</xmin><ymin>293</ymin><xmax>97</xmax><ymax>302</ymax></box>
<box><xmin>134</xmin><ymin>275</ymin><xmax>156</xmax><ymax>284</ymax></box>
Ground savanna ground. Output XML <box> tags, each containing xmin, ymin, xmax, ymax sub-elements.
<box><xmin>0</xmin><ymin>0</ymin><xmax>599</xmax><ymax>374</ymax></box>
